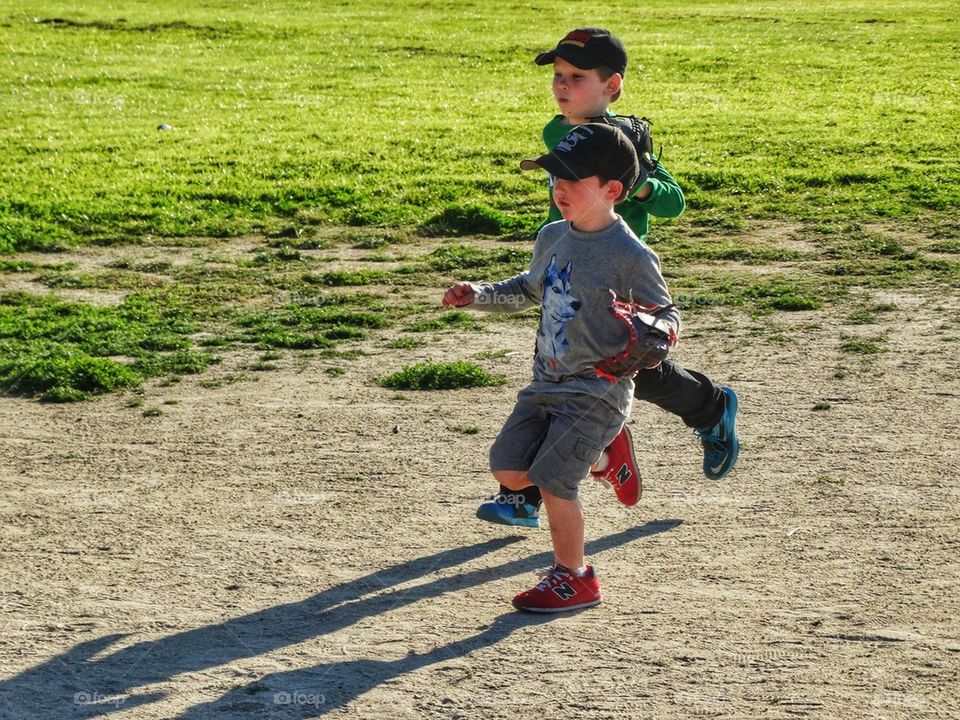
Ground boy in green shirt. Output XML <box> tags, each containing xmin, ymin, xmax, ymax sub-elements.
<box><xmin>477</xmin><ymin>28</ymin><xmax>739</xmax><ymax>528</ymax></box>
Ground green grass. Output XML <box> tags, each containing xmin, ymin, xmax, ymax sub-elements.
<box><xmin>839</xmin><ymin>333</ymin><xmax>888</xmax><ymax>354</ymax></box>
<box><xmin>1</xmin><ymin>0</ymin><xmax>958</xmax><ymax>399</ymax></box>
<box><xmin>233</xmin><ymin>304</ymin><xmax>388</xmax><ymax>348</ymax></box>
<box><xmin>387</xmin><ymin>337</ymin><xmax>427</xmax><ymax>350</ymax></box>
<box><xmin>380</xmin><ymin>361</ymin><xmax>506</xmax><ymax>390</ymax></box>
<box><xmin>425</xmin><ymin>244</ymin><xmax>532</xmax><ymax>277</ymax></box>
<box><xmin>405</xmin><ymin>310</ymin><xmax>480</xmax><ymax>333</ymax></box>
<box><xmin>1</xmin><ymin>1</ymin><xmax>956</xmax><ymax>252</ymax></box>
<box><xmin>0</xmin><ymin>289</ymin><xmax>220</xmax><ymax>400</ymax></box>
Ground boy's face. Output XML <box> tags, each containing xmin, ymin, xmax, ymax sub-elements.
<box><xmin>551</xmin><ymin>57</ymin><xmax>621</xmax><ymax>124</ymax></box>
<box><xmin>552</xmin><ymin>175</ymin><xmax>621</xmax><ymax>228</ymax></box>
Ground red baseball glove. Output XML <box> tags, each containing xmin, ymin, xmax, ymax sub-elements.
<box><xmin>595</xmin><ymin>292</ymin><xmax>678</xmax><ymax>382</ymax></box>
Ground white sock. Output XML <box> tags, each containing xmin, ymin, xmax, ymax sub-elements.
<box><xmin>592</xmin><ymin>452</ymin><xmax>609</xmax><ymax>473</ymax></box>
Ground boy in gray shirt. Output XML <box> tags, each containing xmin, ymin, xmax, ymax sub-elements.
<box><xmin>442</xmin><ymin>123</ymin><xmax>678</xmax><ymax>612</ymax></box>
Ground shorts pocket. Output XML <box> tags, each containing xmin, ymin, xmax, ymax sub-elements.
<box><xmin>574</xmin><ymin>438</ymin><xmax>602</xmax><ymax>466</ymax></box>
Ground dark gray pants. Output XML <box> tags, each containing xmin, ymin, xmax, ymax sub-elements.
<box><xmin>633</xmin><ymin>360</ymin><xmax>723</xmax><ymax>430</ymax></box>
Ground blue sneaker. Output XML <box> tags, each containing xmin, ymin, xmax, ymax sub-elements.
<box><xmin>476</xmin><ymin>493</ymin><xmax>541</xmax><ymax>528</ymax></box>
<box><xmin>696</xmin><ymin>386</ymin><xmax>739</xmax><ymax>480</ymax></box>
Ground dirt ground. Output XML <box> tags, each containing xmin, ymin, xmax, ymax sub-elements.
<box><xmin>1</xmin><ymin>237</ymin><xmax>959</xmax><ymax>719</ymax></box>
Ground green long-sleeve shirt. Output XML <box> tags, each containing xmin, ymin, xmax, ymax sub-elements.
<box><xmin>540</xmin><ymin>115</ymin><xmax>685</xmax><ymax>239</ymax></box>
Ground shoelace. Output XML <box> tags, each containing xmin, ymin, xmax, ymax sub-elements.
<box><xmin>591</xmin><ymin>473</ymin><xmax>613</xmax><ymax>491</ymax></box>
<box><xmin>532</xmin><ymin>565</ymin><xmax>570</xmax><ymax>591</ymax></box>
<box><xmin>696</xmin><ymin>423</ymin><xmax>724</xmax><ymax>450</ymax></box>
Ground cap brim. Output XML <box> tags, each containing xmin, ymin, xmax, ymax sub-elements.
<box><xmin>533</xmin><ymin>51</ymin><xmax>556</xmax><ymax>66</ymax></box>
<box><xmin>533</xmin><ymin>45</ymin><xmax>602</xmax><ymax>70</ymax></box>
<box><xmin>519</xmin><ymin>154</ymin><xmax>584</xmax><ymax>181</ymax></box>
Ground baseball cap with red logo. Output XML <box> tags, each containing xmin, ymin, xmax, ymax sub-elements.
<box><xmin>534</xmin><ymin>27</ymin><xmax>628</xmax><ymax>76</ymax></box>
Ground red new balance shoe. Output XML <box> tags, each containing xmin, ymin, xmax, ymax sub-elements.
<box><xmin>591</xmin><ymin>425</ymin><xmax>641</xmax><ymax>506</ymax></box>
<box><xmin>512</xmin><ymin>564</ymin><xmax>602</xmax><ymax>613</ymax></box>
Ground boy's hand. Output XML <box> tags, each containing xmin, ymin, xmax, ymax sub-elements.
<box><xmin>442</xmin><ymin>282</ymin><xmax>479</xmax><ymax>307</ymax></box>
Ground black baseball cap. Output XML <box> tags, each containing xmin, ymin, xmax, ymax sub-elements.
<box><xmin>534</xmin><ymin>27</ymin><xmax>628</xmax><ymax>76</ymax></box>
<box><xmin>520</xmin><ymin>123</ymin><xmax>639</xmax><ymax>192</ymax></box>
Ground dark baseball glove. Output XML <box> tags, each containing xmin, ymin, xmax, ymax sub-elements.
<box><xmin>595</xmin><ymin>292</ymin><xmax>678</xmax><ymax>382</ymax></box>
<box><xmin>588</xmin><ymin>115</ymin><xmax>660</xmax><ymax>196</ymax></box>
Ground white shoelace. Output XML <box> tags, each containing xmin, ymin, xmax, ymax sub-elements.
<box><xmin>532</xmin><ymin>565</ymin><xmax>570</xmax><ymax>590</ymax></box>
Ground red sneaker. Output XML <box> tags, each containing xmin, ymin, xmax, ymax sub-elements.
<box><xmin>512</xmin><ymin>564</ymin><xmax>602</xmax><ymax>613</ymax></box>
<box><xmin>591</xmin><ymin>425</ymin><xmax>641</xmax><ymax>506</ymax></box>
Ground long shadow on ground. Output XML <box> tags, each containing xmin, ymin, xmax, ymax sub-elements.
<box><xmin>0</xmin><ymin>520</ymin><xmax>681</xmax><ymax>718</ymax></box>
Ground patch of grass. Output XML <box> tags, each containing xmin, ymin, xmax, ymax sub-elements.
<box><xmin>839</xmin><ymin>333</ymin><xmax>888</xmax><ymax>354</ymax></box>
<box><xmin>380</xmin><ymin>360</ymin><xmax>506</xmax><ymax>390</ymax></box>
<box><xmin>420</xmin><ymin>203</ymin><xmax>533</xmax><ymax>237</ymax></box>
<box><xmin>0</xmin><ymin>259</ymin><xmax>75</xmax><ymax>273</ymax></box>
<box><xmin>134</xmin><ymin>349</ymin><xmax>218</xmax><ymax>376</ymax></box>
<box><xmin>249</xmin><ymin>361</ymin><xmax>278</xmax><ymax>371</ymax></box>
<box><xmin>325</xmin><ymin>366</ymin><xmax>346</xmax><ymax>377</ymax></box>
<box><xmin>813</xmin><ymin>401</ymin><xmax>832</xmax><ymax>411</ymax></box>
<box><xmin>659</xmin><ymin>237</ymin><xmax>805</xmax><ymax>264</ymax></box>
<box><xmin>847</xmin><ymin>302</ymin><xmax>898</xmax><ymax>324</ymax></box>
<box><xmin>929</xmin><ymin>240</ymin><xmax>960</xmax><ymax>254</ymax></box>
<box><xmin>474</xmin><ymin>348</ymin><xmax>516</xmax><ymax>360</ymax></box>
<box><xmin>351</xmin><ymin>232</ymin><xmax>403</xmax><ymax>250</ymax></box>
<box><xmin>406</xmin><ymin>310</ymin><xmax>479</xmax><ymax>332</ymax></box>
<box><xmin>767</xmin><ymin>294</ymin><xmax>821</xmax><ymax>311</ymax></box>
<box><xmin>0</xmin><ymin>290</ymin><xmax>206</xmax><ymax>399</ymax></box>
<box><xmin>387</xmin><ymin>337</ymin><xmax>427</xmax><ymax>350</ymax></box>
<box><xmin>199</xmin><ymin>373</ymin><xmax>247</xmax><ymax>389</ymax></box>
<box><xmin>450</xmin><ymin>424</ymin><xmax>481</xmax><ymax>434</ymax></box>
<box><xmin>0</xmin><ymin>342</ymin><xmax>140</xmax><ymax>400</ymax></box>
<box><xmin>244</xmin><ymin>246</ymin><xmax>308</xmax><ymax>266</ymax></box>
<box><xmin>106</xmin><ymin>258</ymin><xmax>174</xmax><ymax>274</ymax></box>
<box><xmin>743</xmin><ymin>282</ymin><xmax>822</xmax><ymax>313</ymax></box>
<box><xmin>232</xmin><ymin>304</ymin><xmax>387</xmax><ymax>348</ymax></box>
<box><xmin>41</xmin><ymin>385</ymin><xmax>92</xmax><ymax>403</ymax></box>
<box><xmin>36</xmin><ymin>269</ymin><xmax>168</xmax><ymax>290</ymax></box>
<box><xmin>847</xmin><ymin>309</ymin><xmax>876</xmax><ymax>325</ymax></box>
<box><xmin>305</xmin><ymin>269</ymin><xmax>394</xmax><ymax>286</ymax></box>
<box><xmin>424</xmin><ymin>244</ymin><xmax>531</xmax><ymax>277</ymax></box>
<box><xmin>249</xmin><ymin>330</ymin><xmax>334</xmax><ymax>350</ymax></box>
<box><xmin>315</xmin><ymin>348</ymin><xmax>368</xmax><ymax>359</ymax></box>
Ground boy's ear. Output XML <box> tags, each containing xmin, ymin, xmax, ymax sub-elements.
<box><xmin>604</xmin><ymin>73</ymin><xmax>623</xmax><ymax>98</ymax></box>
<box><xmin>605</xmin><ymin>179</ymin><xmax>626</xmax><ymax>202</ymax></box>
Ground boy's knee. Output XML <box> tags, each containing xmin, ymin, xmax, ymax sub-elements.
<box><xmin>492</xmin><ymin>470</ymin><xmax>530</xmax><ymax>491</ymax></box>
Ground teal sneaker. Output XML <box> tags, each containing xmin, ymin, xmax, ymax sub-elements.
<box><xmin>696</xmin><ymin>387</ymin><xmax>739</xmax><ymax>480</ymax></box>
<box><xmin>476</xmin><ymin>493</ymin><xmax>541</xmax><ymax>528</ymax></box>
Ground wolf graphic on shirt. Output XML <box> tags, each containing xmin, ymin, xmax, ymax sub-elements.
<box><xmin>536</xmin><ymin>254</ymin><xmax>581</xmax><ymax>373</ymax></box>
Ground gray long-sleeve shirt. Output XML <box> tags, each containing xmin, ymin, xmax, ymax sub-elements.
<box><xmin>472</xmin><ymin>216</ymin><xmax>680</xmax><ymax>415</ymax></box>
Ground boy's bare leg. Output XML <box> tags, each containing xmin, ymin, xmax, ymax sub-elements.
<box><xmin>541</xmin><ymin>490</ymin><xmax>584</xmax><ymax>571</ymax></box>
<box><xmin>496</xmin><ymin>471</ymin><xmax>585</xmax><ymax>569</ymax></box>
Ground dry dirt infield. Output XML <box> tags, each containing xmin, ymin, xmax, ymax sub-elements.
<box><xmin>1</xmin><ymin>245</ymin><xmax>959</xmax><ymax>719</ymax></box>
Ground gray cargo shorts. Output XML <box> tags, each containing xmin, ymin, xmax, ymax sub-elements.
<box><xmin>489</xmin><ymin>387</ymin><xmax>626</xmax><ymax>500</ymax></box>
